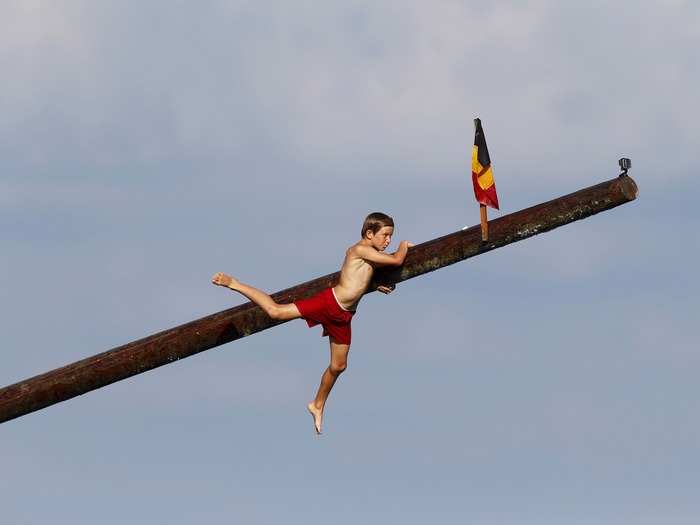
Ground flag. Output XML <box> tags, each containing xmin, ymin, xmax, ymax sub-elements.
<box><xmin>471</xmin><ymin>118</ymin><xmax>499</xmax><ymax>210</ymax></box>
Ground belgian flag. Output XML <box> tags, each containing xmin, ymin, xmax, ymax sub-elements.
<box><xmin>471</xmin><ymin>118</ymin><xmax>499</xmax><ymax>210</ymax></box>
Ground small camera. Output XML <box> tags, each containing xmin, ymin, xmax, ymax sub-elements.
<box><xmin>619</xmin><ymin>157</ymin><xmax>631</xmax><ymax>176</ymax></box>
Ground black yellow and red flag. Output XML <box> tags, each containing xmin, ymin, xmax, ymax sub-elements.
<box><xmin>471</xmin><ymin>118</ymin><xmax>499</xmax><ymax>210</ymax></box>
<box><xmin>471</xmin><ymin>118</ymin><xmax>499</xmax><ymax>240</ymax></box>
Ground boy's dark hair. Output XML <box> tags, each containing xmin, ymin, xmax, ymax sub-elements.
<box><xmin>361</xmin><ymin>212</ymin><xmax>394</xmax><ymax>238</ymax></box>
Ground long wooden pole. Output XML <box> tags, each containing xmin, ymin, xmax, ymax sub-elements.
<box><xmin>0</xmin><ymin>175</ymin><xmax>638</xmax><ymax>425</ymax></box>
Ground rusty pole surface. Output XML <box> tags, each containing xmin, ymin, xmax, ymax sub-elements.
<box><xmin>0</xmin><ymin>175</ymin><xmax>638</xmax><ymax>425</ymax></box>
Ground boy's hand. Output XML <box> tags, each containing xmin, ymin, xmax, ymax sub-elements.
<box><xmin>377</xmin><ymin>284</ymin><xmax>396</xmax><ymax>294</ymax></box>
<box><xmin>401</xmin><ymin>241</ymin><xmax>415</xmax><ymax>249</ymax></box>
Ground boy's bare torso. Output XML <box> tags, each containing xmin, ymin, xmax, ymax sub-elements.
<box><xmin>332</xmin><ymin>227</ymin><xmax>413</xmax><ymax>310</ymax></box>
<box><xmin>333</xmin><ymin>242</ymin><xmax>376</xmax><ymax>310</ymax></box>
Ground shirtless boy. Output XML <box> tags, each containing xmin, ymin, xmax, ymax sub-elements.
<box><xmin>212</xmin><ymin>212</ymin><xmax>413</xmax><ymax>434</ymax></box>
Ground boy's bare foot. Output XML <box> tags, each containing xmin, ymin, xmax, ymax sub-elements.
<box><xmin>307</xmin><ymin>402</ymin><xmax>323</xmax><ymax>435</ymax></box>
<box><xmin>212</xmin><ymin>272</ymin><xmax>239</xmax><ymax>289</ymax></box>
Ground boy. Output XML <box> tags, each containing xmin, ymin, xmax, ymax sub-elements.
<box><xmin>212</xmin><ymin>212</ymin><xmax>413</xmax><ymax>434</ymax></box>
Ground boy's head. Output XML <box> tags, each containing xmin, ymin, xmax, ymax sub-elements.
<box><xmin>361</xmin><ymin>212</ymin><xmax>394</xmax><ymax>251</ymax></box>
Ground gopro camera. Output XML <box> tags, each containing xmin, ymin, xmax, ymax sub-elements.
<box><xmin>619</xmin><ymin>157</ymin><xmax>631</xmax><ymax>176</ymax></box>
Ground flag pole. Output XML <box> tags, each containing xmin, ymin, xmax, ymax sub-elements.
<box><xmin>472</xmin><ymin>117</ymin><xmax>492</xmax><ymax>242</ymax></box>
<box><xmin>480</xmin><ymin>204</ymin><xmax>488</xmax><ymax>241</ymax></box>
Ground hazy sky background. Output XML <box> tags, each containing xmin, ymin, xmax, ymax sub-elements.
<box><xmin>2</xmin><ymin>1</ymin><xmax>698</xmax><ymax>523</ymax></box>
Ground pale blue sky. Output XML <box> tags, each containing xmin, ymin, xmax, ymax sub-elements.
<box><xmin>2</xmin><ymin>2</ymin><xmax>698</xmax><ymax>523</ymax></box>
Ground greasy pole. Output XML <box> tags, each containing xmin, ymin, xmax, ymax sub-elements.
<box><xmin>0</xmin><ymin>175</ymin><xmax>638</xmax><ymax>425</ymax></box>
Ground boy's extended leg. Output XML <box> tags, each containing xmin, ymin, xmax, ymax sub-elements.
<box><xmin>307</xmin><ymin>337</ymin><xmax>349</xmax><ymax>434</ymax></box>
<box><xmin>212</xmin><ymin>272</ymin><xmax>301</xmax><ymax>321</ymax></box>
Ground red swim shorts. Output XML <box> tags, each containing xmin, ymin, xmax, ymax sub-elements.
<box><xmin>294</xmin><ymin>287</ymin><xmax>355</xmax><ymax>345</ymax></box>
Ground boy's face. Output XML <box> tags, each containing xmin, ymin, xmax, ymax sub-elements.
<box><xmin>368</xmin><ymin>226</ymin><xmax>394</xmax><ymax>251</ymax></box>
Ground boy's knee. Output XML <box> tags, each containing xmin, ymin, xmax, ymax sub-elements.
<box><xmin>330</xmin><ymin>362</ymin><xmax>347</xmax><ymax>375</ymax></box>
<box><xmin>267</xmin><ymin>305</ymin><xmax>285</xmax><ymax>320</ymax></box>
<box><xmin>267</xmin><ymin>303</ymin><xmax>297</xmax><ymax>321</ymax></box>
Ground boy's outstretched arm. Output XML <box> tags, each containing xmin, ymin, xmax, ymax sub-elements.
<box><xmin>356</xmin><ymin>241</ymin><xmax>414</xmax><ymax>294</ymax></box>
<box><xmin>356</xmin><ymin>240</ymin><xmax>414</xmax><ymax>267</ymax></box>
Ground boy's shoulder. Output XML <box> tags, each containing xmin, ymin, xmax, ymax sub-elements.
<box><xmin>345</xmin><ymin>242</ymin><xmax>360</xmax><ymax>256</ymax></box>
<box><xmin>347</xmin><ymin>241</ymin><xmax>379</xmax><ymax>261</ymax></box>
<box><xmin>345</xmin><ymin>241</ymin><xmax>370</xmax><ymax>258</ymax></box>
